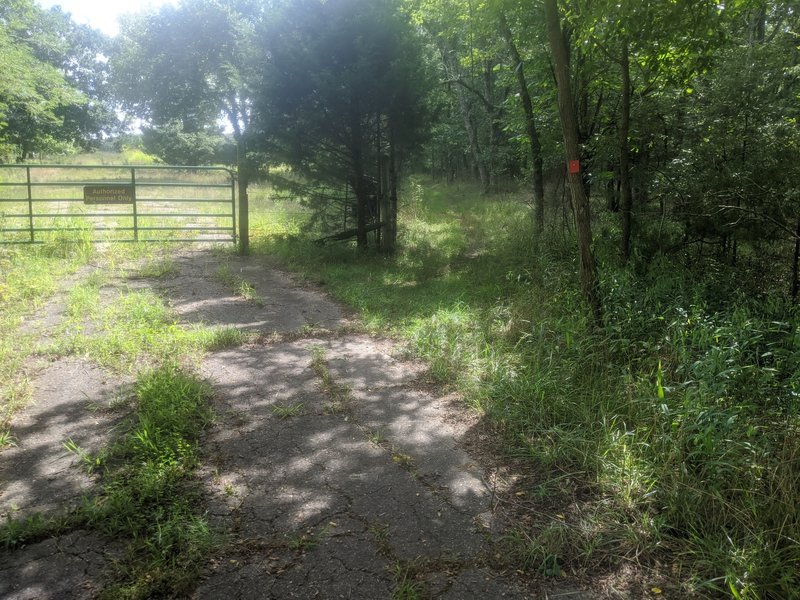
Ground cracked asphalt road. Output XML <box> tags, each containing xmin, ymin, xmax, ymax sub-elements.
<box><xmin>195</xmin><ymin>339</ymin><xmax>526</xmax><ymax>599</ymax></box>
<box><xmin>1</xmin><ymin>249</ymin><xmax>589</xmax><ymax>599</ymax></box>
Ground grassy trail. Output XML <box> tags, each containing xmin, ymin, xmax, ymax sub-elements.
<box><xmin>1</xmin><ymin>169</ymin><xmax>798</xmax><ymax>598</ymax></box>
<box><xmin>251</xmin><ymin>176</ymin><xmax>800</xmax><ymax>599</ymax></box>
<box><xmin>0</xmin><ymin>242</ymin><xmax>241</xmax><ymax>598</ymax></box>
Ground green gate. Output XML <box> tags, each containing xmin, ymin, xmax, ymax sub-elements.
<box><xmin>0</xmin><ymin>164</ymin><xmax>236</xmax><ymax>244</ymax></box>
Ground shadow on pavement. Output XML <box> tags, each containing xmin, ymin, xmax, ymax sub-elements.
<box><xmin>0</xmin><ymin>359</ymin><xmax>128</xmax><ymax>520</ymax></box>
<box><xmin>195</xmin><ymin>339</ymin><xmax>534</xmax><ymax>599</ymax></box>
<box><xmin>160</xmin><ymin>251</ymin><xmax>346</xmax><ymax>333</ymax></box>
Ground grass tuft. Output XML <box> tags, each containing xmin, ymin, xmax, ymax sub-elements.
<box><xmin>0</xmin><ymin>365</ymin><xmax>215</xmax><ymax>598</ymax></box>
<box><xmin>215</xmin><ymin>263</ymin><xmax>265</xmax><ymax>307</ymax></box>
<box><xmin>87</xmin><ymin>365</ymin><xmax>213</xmax><ymax>598</ymax></box>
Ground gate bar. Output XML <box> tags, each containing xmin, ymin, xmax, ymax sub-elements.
<box><xmin>26</xmin><ymin>166</ymin><xmax>33</xmax><ymax>243</ymax></box>
<box><xmin>131</xmin><ymin>167</ymin><xmax>138</xmax><ymax>242</ymax></box>
<box><xmin>1</xmin><ymin>164</ymin><xmax>237</xmax><ymax>244</ymax></box>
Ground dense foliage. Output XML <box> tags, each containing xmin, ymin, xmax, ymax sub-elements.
<box><xmin>253</xmin><ymin>0</ymin><xmax>432</xmax><ymax>249</ymax></box>
<box><xmin>412</xmin><ymin>0</ymin><xmax>800</xmax><ymax>301</ymax></box>
<box><xmin>0</xmin><ymin>0</ymin><xmax>114</xmax><ymax>160</ymax></box>
<box><xmin>252</xmin><ymin>179</ymin><xmax>800</xmax><ymax>598</ymax></box>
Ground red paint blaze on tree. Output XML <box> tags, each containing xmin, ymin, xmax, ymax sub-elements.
<box><xmin>543</xmin><ymin>0</ymin><xmax>602</xmax><ymax>322</ymax></box>
<box><xmin>568</xmin><ymin>160</ymin><xmax>580</xmax><ymax>174</ymax></box>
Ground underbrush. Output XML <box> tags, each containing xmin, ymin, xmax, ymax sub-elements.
<box><xmin>0</xmin><ymin>239</ymin><xmax>239</xmax><ymax>596</ymax></box>
<box><xmin>0</xmin><ymin>365</ymin><xmax>215</xmax><ymax>599</ymax></box>
<box><xmin>0</xmin><ymin>236</ymin><xmax>96</xmax><ymax>442</ymax></box>
<box><xmin>251</xmin><ymin>176</ymin><xmax>800</xmax><ymax>598</ymax></box>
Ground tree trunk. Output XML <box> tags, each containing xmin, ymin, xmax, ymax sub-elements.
<box><xmin>386</xmin><ymin>123</ymin><xmax>399</xmax><ymax>254</ymax></box>
<box><xmin>606</xmin><ymin>163</ymin><xmax>620</xmax><ymax>212</ymax></box>
<box><xmin>350</xmin><ymin>111</ymin><xmax>368</xmax><ymax>249</ymax></box>
<box><xmin>499</xmin><ymin>10</ymin><xmax>545</xmax><ymax>232</ymax></box>
<box><xmin>375</xmin><ymin>114</ymin><xmax>383</xmax><ymax>249</ymax></box>
<box><xmin>543</xmin><ymin>0</ymin><xmax>602</xmax><ymax>322</ymax></box>
<box><xmin>484</xmin><ymin>61</ymin><xmax>497</xmax><ymax>191</ymax></box>
<box><xmin>453</xmin><ymin>85</ymin><xmax>489</xmax><ymax>192</ymax></box>
<box><xmin>793</xmin><ymin>217</ymin><xmax>800</xmax><ymax>302</ymax></box>
<box><xmin>619</xmin><ymin>39</ymin><xmax>633</xmax><ymax>262</ymax></box>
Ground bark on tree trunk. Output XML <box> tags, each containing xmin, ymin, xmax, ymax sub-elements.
<box><xmin>350</xmin><ymin>112</ymin><xmax>368</xmax><ymax>249</ymax></box>
<box><xmin>499</xmin><ymin>10</ymin><xmax>545</xmax><ymax>232</ymax></box>
<box><xmin>375</xmin><ymin>114</ymin><xmax>383</xmax><ymax>249</ymax></box>
<box><xmin>544</xmin><ymin>0</ymin><xmax>602</xmax><ymax>322</ymax></box>
<box><xmin>453</xmin><ymin>85</ymin><xmax>489</xmax><ymax>192</ymax></box>
<box><xmin>792</xmin><ymin>217</ymin><xmax>800</xmax><ymax>302</ymax></box>
<box><xmin>386</xmin><ymin>124</ymin><xmax>399</xmax><ymax>255</ymax></box>
<box><xmin>619</xmin><ymin>39</ymin><xmax>633</xmax><ymax>262</ymax></box>
<box><xmin>484</xmin><ymin>61</ymin><xmax>496</xmax><ymax>191</ymax></box>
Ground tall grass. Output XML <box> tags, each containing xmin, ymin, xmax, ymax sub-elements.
<box><xmin>87</xmin><ymin>365</ymin><xmax>215</xmax><ymax>599</ymax></box>
<box><xmin>0</xmin><ymin>365</ymin><xmax>216</xmax><ymax>599</ymax></box>
<box><xmin>0</xmin><ymin>236</ymin><xmax>96</xmax><ymax>435</ymax></box>
<box><xmin>251</xmin><ymin>176</ymin><xmax>800</xmax><ymax>598</ymax></box>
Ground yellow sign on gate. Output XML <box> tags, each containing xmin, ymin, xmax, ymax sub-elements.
<box><xmin>83</xmin><ymin>185</ymin><xmax>135</xmax><ymax>204</ymax></box>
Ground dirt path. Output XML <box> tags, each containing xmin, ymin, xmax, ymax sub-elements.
<box><xmin>0</xmin><ymin>249</ymin><xmax>593</xmax><ymax>599</ymax></box>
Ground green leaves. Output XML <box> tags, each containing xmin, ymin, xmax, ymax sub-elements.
<box><xmin>0</xmin><ymin>0</ymin><xmax>112</xmax><ymax>159</ymax></box>
<box><xmin>111</xmin><ymin>0</ymin><xmax>259</xmax><ymax>164</ymax></box>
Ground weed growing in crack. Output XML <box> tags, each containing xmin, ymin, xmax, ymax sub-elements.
<box><xmin>286</xmin><ymin>532</ymin><xmax>318</xmax><ymax>552</ymax></box>
<box><xmin>272</xmin><ymin>403</ymin><xmax>305</xmax><ymax>419</ymax></box>
<box><xmin>138</xmin><ymin>257</ymin><xmax>179</xmax><ymax>279</ymax></box>
<box><xmin>205</xmin><ymin>327</ymin><xmax>248</xmax><ymax>350</ymax></box>
<box><xmin>368</xmin><ymin>522</ymin><xmax>393</xmax><ymax>557</ymax></box>
<box><xmin>62</xmin><ymin>438</ymin><xmax>105</xmax><ymax>473</ymax></box>
<box><xmin>367</xmin><ymin>429</ymin><xmax>387</xmax><ymax>446</ymax></box>
<box><xmin>215</xmin><ymin>264</ymin><xmax>264</xmax><ymax>307</ymax></box>
<box><xmin>286</xmin><ymin>525</ymin><xmax>331</xmax><ymax>553</ymax></box>
<box><xmin>309</xmin><ymin>345</ymin><xmax>330</xmax><ymax>379</ymax></box>
<box><xmin>391</xmin><ymin>562</ymin><xmax>426</xmax><ymax>600</ymax></box>
<box><xmin>0</xmin><ymin>429</ymin><xmax>16</xmax><ymax>449</ymax></box>
<box><xmin>299</xmin><ymin>322</ymin><xmax>319</xmax><ymax>336</ymax></box>
<box><xmin>392</xmin><ymin>452</ymin><xmax>414</xmax><ymax>469</ymax></box>
<box><xmin>322</xmin><ymin>399</ymin><xmax>345</xmax><ymax>415</ymax></box>
<box><xmin>309</xmin><ymin>345</ymin><xmax>351</xmax><ymax>407</ymax></box>
<box><xmin>107</xmin><ymin>390</ymin><xmax>135</xmax><ymax>412</ymax></box>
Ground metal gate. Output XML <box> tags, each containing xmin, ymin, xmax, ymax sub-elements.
<box><xmin>0</xmin><ymin>164</ymin><xmax>236</xmax><ymax>244</ymax></box>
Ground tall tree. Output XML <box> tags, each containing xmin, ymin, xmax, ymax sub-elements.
<box><xmin>543</xmin><ymin>0</ymin><xmax>601</xmax><ymax>320</ymax></box>
<box><xmin>112</xmin><ymin>0</ymin><xmax>261</xmax><ymax>250</ymax></box>
<box><xmin>112</xmin><ymin>0</ymin><xmax>258</xmax><ymax>149</ymax></box>
<box><xmin>497</xmin><ymin>6</ymin><xmax>545</xmax><ymax>232</ymax></box>
<box><xmin>0</xmin><ymin>0</ymin><xmax>111</xmax><ymax>159</ymax></box>
<box><xmin>257</xmin><ymin>0</ymin><xmax>431</xmax><ymax>251</ymax></box>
